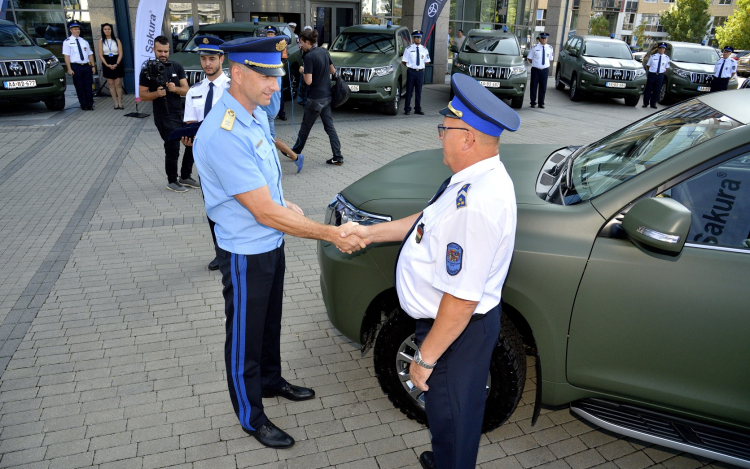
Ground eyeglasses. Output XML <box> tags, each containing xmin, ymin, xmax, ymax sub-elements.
<box><xmin>437</xmin><ymin>124</ymin><xmax>469</xmax><ymax>139</ymax></box>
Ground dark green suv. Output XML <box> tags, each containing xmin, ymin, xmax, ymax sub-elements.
<box><xmin>0</xmin><ymin>19</ymin><xmax>66</xmax><ymax>111</ymax></box>
<box><xmin>451</xmin><ymin>29</ymin><xmax>527</xmax><ymax>109</ymax></box>
<box><xmin>317</xmin><ymin>91</ymin><xmax>750</xmax><ymax>467</ymax></box>
<box><xmin>555</xmin><ymin>35</ymin><xmax>647</xmax><ymax>106</ymax></box>
<box><xmin>328</xmin><ymin>25</ymin><xmax>410</xmax><ymax>115</ymax></box>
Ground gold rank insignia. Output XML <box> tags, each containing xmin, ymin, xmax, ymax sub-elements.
<box><xmin>220</xmin><ymin>109</ymin><xmax>236</xmax><ymax>131</ymax></box>
<box><xmin>203</xmin><ymin>38</ymin><xmax>209</xmax><ymax>44</ymax></box>
<box><xmin>276</xmin><ymin>40</ymin><xmax>287</xmax><ymax>51</ymax></box>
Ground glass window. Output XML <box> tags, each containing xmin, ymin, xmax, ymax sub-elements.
<box><xmin>661</xmin><ymin>152</ymin><xmax>750</xmax><ymax>250</ymax></box>
<box><xmin>536</xmin><ymin>9</ymin><xmax>546</xmax><ymax>27</ymax></box>
<box><xmin>12</xmin><ymin>0</ymin><xmax>62</xmax><ymax>7</ymax></box>
<box><xmin>330</xmin><ymin>32</ymin><xmax>395</xmax><ymax>53</ymax></box>
<box><xmin>462</xmin><ymin>34</ymin><xmax>519</xmax><ymax>54</ymax></box>
<box><xmin>63</xmin><ymin>0</ymin><xmax>87</xmax><ymax>9</ymax></box>
<box><xmin>0</xmin><ymin>22</ymin><xmax>34</xmax><ymax>45</ymax></box>
<box><xmin>582</xmin><ymin>40</ymin><xmax>632</xmax><ymax>59</ymax></box>
<box><xmin>718</xmin><ymin>0</ymin><xmax>731</xmax><ymax>4</ymax></box>
<box><xmin>672</xmin><ymin>46</ymin><xmax>721</xmax><ymax>64</ymax></box>
<box><xmin>182</xmin><ymin>30</ymin><xmax>255</xmax><ymax>51</ymax></box>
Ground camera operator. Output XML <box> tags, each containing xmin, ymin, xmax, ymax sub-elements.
<box><xmin>139</xmin><ymin>36</ymin><xmax>194</xmax><ymax>193</ymax></box>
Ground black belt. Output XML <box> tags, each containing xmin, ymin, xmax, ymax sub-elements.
<box><xmin>72</xmin><ymin>63</ymin><xmax>91</xmax><ymax>66</ymax></box>
<box><xmin>417</xmin><ymin>313</ymin><xmax>487</xmax><ymax>325</ymax></box>
<box><xmin>409</xmin><ymin>68</ymin><xmax>424</xmax><ymax>72</ymax></box>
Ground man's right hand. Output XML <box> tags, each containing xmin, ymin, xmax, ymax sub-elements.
<box><xmin>332</xmin><ymin>222</ymin><xmax>369</xmax><ymax>254</ymax></box>
<box><xmin>68</xmin><ymin>69</ymin><xmax>74</xmax><ymax>76</ymax></box>
<box><xmin>156</xmin><ymin>86</ymin><xmax>167</xmax><ymax>97</ymax></box>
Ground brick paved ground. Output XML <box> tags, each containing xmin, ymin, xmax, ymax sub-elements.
<box><xmin>0</xmin><ymin>80</ymin><xmax>737</xmax><ymax>469</ymax></box>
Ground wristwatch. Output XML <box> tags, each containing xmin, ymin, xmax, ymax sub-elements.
<box><xmin>413</xmin><ymin>349</ymin><xmax>437</xmax><ymax>370</ymax></box>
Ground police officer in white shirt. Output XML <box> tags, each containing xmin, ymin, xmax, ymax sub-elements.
<box><xmin>528</xmin><ymin>32</ymin><xmax>553</xmax><ymax>108</ymax></box>
<box><xmin>62</xmin><ymin>22</ymin><xmax>95</xmax><ymax>110</ymax></box>
<box><xmin>710</xmin><ymin>46</ymin><xmax>736</xmax><ymax>93</ymax></box>
<box><xmin>341</xmin><ymin>73</ymin><xmax>519</xmax><ymax>469</ymax></box>
<box><xmin>643</xmin><ymin>42</ymin><xmax>670</xmax><ymax>108</ymax></box>
<box><xmin>402</xmin><ymin>30</ymin><xmax>431</xmax><ymax>115</ymax></box>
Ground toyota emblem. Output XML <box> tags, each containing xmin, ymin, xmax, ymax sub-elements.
<box><xmin>9</xmin><ymin>61</ymin><xmax>23</xmax><ymax>75</ymax></box>
<box><xmin>428</xmin><ymin>3</ymin><xmax>439</xmax><ymax>17</ymax></box>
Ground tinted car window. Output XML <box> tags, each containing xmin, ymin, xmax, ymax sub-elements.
<box><xmin>571</xmin><ymin>37</ymin><xmax>582</xmax><ymax>55</ymax></box>
<box><xmin>672</xmin><ymin>46</ymin><xmax>719</xmax><ymax>64</ymax></box>
<box><xmin>462</xmin><ymin>35</ymin><xmax>519</xmax><ymax>55</ymax></box>
<box><xmin>183</xmin><ymin>31</ymin><xmax>256</xmax><ymax>51</ymax></box>
<box><xmin>582</xmin><ymin>41</ymin><xmax>632</xmax><ymax>60</ymax></box>
<box><xmin>398</xmin><ymin>30</ymin><xmax>410</xmax><ymax>55</ymax></box>
<box><xmin>0</xmin><ymin>23</ymin><xmax>34</xmax><ymax>46</ymax></box>
<box><xmin>330</xmin><ymin>33</ymin><xmax>395</xmax><ymax>53</ymax></box>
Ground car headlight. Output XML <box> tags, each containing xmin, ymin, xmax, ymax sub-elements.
<box><xmin>510</xmin><ymin>66</ymin><xmax>526</xmax><ymax>76</ymax></box>
<box><xmin>634</xmin><ymin>69</ymin><xmax>646</xmax><ymax>78</ymax></box>
<box><xmin>325</xmin><ymin>194</ymin><xmax>391</xmax><ymax>227</ymax></box>
<box><xmin>44</xmin><ymin>56</ymin><xmax>59</xmax><ymax>68</ymax></box>
<box><xmin>672</xmin><ymin>66</ymin><xmax>690</xmax><ymax>78</ymax></box>
<box><xmin>454</xmin><ymin>61</ymin><xmax>469</xmax><ymax>72</ymax></box>
<box><xmin>582</xmin><ymin>64</ymin><xmax>599</xmax><ymax>74</ymax></box>
<box><xmin>373</xmin><ymin>65</ymin><xmax>394</xmax><ymax>77</ymax></box>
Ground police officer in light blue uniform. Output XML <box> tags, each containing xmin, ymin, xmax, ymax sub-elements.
<box><xmin>528</xmin><ymin>32</ymin><xmax>553</xmax><ymax>108</ymax></box>
<box><xmin>193</xmin><ymin>36</ymin><xmax>367</xmax><ymax>450</ymax></box>
<box><xmin>643</xmin><ymin>43</ymin><xmax>670</xmax><ymax>108</ymax></box>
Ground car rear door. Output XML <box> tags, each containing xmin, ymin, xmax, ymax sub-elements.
<box><xmin>566</xmin><ymin>150</ymin><xmax>750</xmax><ymax>426</ymax></box>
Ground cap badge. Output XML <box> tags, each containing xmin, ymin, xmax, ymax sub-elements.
<box><xmin>220</xmin><ymin>109</ymin><xmax>236</xmax><ymax>131</ymax></box>
<box><xmin>276</xmin><ymin>40</ymin><xmax>287</xmax><ymax>51</ymax></box>
<box><xmin>203</xmin><ymin>38</ymin><xmax>209</xmax><ymax>44</ymax></box>
<box><xmin>447</xmin><ymin>101</ymin><xmax>463</xmax><ymax>118</ymax></box>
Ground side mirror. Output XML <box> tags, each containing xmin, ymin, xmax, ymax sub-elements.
<box><xmin>450</xmin><ymin>45</ymin><xmax>458</xmax><ymax>53</ymax></box>
<box><xmin>622</xmin><ymin>197</ymin><xmax>691</xmax><ymax>253</ymax></box>
<box><xmin>175</xmin><ymin>43</ymin><xmax>184</xmax><ymax>52</ymax></box>
<box><xmin>322</xmin><ymin>43</ymin><xmax>329</xmax><ymax>50</ymax></box>
<box><xmin>523</xmin><ymin>50</ymin><xmax>528</xmax><ymax>58</ymax></box>
<box><xmin>36</xmin><ymin>38</ymin><xmax>48</xmax><ymax>47</ymax></box>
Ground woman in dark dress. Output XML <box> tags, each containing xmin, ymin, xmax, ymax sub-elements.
<box><xmin>98</xmin><ymin>23</ymin><xmax>124</xmax><ymax>109</ymax></box>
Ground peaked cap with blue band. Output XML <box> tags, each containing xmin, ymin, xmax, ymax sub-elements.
<box><xmin>195</xmin><ymin>36</ymin><xmax>225</xmax><ymax>55</ymax></box>
<box><xmin>412</xmin><ymin>30</ymin><xmax>423</xmax><ymax>37</ymax></box>
<box><xmin>68</xmin><ymin>21</ymin><xmax>81</xmax><ymax>29</ymax></box>
<box><xmin>220</xmin><ymin>36</ymin><xmax>289</xmax><ymax>77</ymax></box>
<box><xmin>658</xmin><ymin>42</ymin><xmax>667</xmax><ymax>48</ymax></box>
<box><xmin>440</xmin><ymin>74</ymin><xmax>520</xmax><ymax>137</ymax></box>
<box><xmin>538</xmin><ymin>32</ymin><xmax>549</xmax><ymax>38</ymax></box>
<box><xmin>723</xmin><ymin>46</ymin><xmax>734</xmax><ymax>52</ymax></box>
<box><xmin>263</xmin><ymin>25</ymin><xmax>279</xmax><ymax>34</ymax></box>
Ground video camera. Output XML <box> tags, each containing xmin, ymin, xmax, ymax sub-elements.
<box><xmin>143</xmin><ymin>59</ymin><xmax>170</xmax><ymax>89</ymax></box>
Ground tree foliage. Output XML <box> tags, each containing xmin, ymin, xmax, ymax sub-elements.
<box><xmin>589</xmin><ymin>15</ymin><xmax>611</xmax><ymax>37</ymax></box>
<box><xmin>633</xmin><ymin>19</ymin><xmax>648</xmax><ymax>48</ymax></box>
<box><xmin>660</xmin><ymin>0</ymin><xmax>711</xmax><ymax>43</ymax></box>
<box><xmin>715</xmin><ymin>0</ymin><xmax>750</xmax><ymax>49</ymax></box>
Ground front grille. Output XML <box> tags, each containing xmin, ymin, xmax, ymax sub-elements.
<box><xmin>186</xmin><ymin>70</ymin><xmax>205</xmax><ymax>87</ymax></box>
<box><xmin>597</xmin><ymin>68</ymin><xmax>636</xmax><ymax>80</ymax></box>
<box><xmin>469</xmin><ymin>65</ymin><xmax>510</xmax><ymax>79</ymax></box>
<box><xmin>0</xmin><ymin>59</ymin><xmax>46</xmax><ymax>78</ymax></box>
<box><xmin>338</xmin><ymin>67</ymin><xmax>373</xmax><ymax>83</ymax></box>
<box><xmin>690</xmin><ymin>72</ymin><xmax>712</xmax><ymax>85</ymax></box>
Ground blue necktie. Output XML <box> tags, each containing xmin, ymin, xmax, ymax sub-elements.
<box><xmin>542</xmin><ymin>46</ymin><xmax>545</xmax><ymax>66</ymax></box>
<box><xmin>656</xmin><ymin>55</ymin><xmax>661</xmax><ymax>74</ymax></box>
<box><xmin>76</xmin><ymin>38</ymin><xmax>85</xmax><ymax>63</ymax></box>
<box><xmin>204</xmin><ymin>82</ymin><xmax>214</xmax><ymax>119</ymax></box>
<box><xmin>416</xmin><ymin>46</ymin><xmax>420</xmax><ymax>67</ymax></box>
<box><xmin>717</xmin><ymin>59</ymin><xmax>725</xmax><ymax>78</ymax></box>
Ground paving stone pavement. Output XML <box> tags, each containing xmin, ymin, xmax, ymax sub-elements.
<box><xmin>0</xmin><ymin>81</ymin><xmax>736</xmax><ymax>469</ymax></box>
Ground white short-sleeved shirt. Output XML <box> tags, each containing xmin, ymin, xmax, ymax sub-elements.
<box><xmin>184</xmin><ymin>73</ymin><xmax>230</xmax><ymax>123</ymax></box>
<box><xmin>646</xmin><ymin>53</ymin><xmax>670</xmax><ymax>74</ymax></box>
<box><xmin>62</xmin><ymin>35</ymin><xmax>93</xmax><ymax>64</ymax></box>
<box><xmin>402</xmin><ymin>44</ymin><xmax>430</xmax><ymax>70</ymax></box>
<box><xmin>713</xmin><ymin>57</ymin><xmax>736</xmax><ymax>78</ymax></box>
<box><xmin>396</xmin><ymin>156</ymin><xmax>517</xmax><ymax>319</ymax></box>
<box><xmin>530</xmin><ymin>44</ymin><xmax>554</xmax><ymax>69</ymax></box>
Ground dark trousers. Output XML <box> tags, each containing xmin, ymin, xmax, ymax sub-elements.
<box><xmin>643</xmin><ymin>72</ymin><xmax>664</xmax><ymax>107</ymax></box>
<box><xmin>292</xmin><ymin>97</ymin><xmax>342</xmax><ymax>158</ymax></box>
<box><xmin>530</xmin><ymin>67</ymin><xmax>549</xmax><ymax>105</ymax></box>
<box><xmin>154</xmin><ymin>114</ymin><xmax>193</xmax><ymax>183</ymax></box>
<box><xmin>415</xmin><ymin>305</ymin><xmax>501</xmax><ymax>469</ymax></box>
<box><xmin>710</xmin><ymin>77</ymin><xmax>729</xmax><ymax>92</ymax></box>
<box><xmin>405</xmin><ymin>68</ymin><xmax>424</xmax><ymax>112</ymax></box>
<box><xmin>218</xmin><ymin>244</ymin><xmax>287</xmax><ymax>431</ymax></box>
<box><xmin>71</xmin><ymin>63</ymin><xmax>94</xmax><ymax>109</ymax></box>
<box><xmin>278</xmin><ymin>91</ymin><xmax>286</xmax><ymax>118</ymax></box>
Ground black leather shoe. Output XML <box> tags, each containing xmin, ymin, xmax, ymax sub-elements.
<box><xmin>539</xmin><ymin>104</ymin><xmax>545</xmax><ymax>109</ymax></box>
<box><xmin>642</xmin><ymin>104</ymin><xmax>648</xmax><ymax>108</ymax></box>
<box><xmin>530</xmin><ymin>103</ymin><xmax>536</xmax><ymax>108</ymax></box>
<box><xmin>419</xmin><ymin>451</ymin><xmax>436</xmax><ymax>469</ymax></box>
<box><xmin>243</xmin><ymin>420</ymin><xmax>294</xmax><ymax>448</ymax></box>
<box><xmin>404</xmin><ymin>110</ymin><xmax>410</xmax><ymax>115</ymax></box>
<box><xmin>415</xmin><ymin>110</ymin><xmax>424</xmax><ymax>115</ymax></box>
<box><xmin>651</xmin><ymin>105</ymin><xmax>657</xmax><ymax>109</ymax></box>
<box><xmin>262</xmin><ymin>383</ymin><xmax>315</xmax><ymax>401</ymax></box>
<box><xmin>278</xmin><ymin>115</ymin><xmax>287</xmax><ymax>121</ymax></box>
<box><xmin>208</xmin><ymin>257</ymin><xmax>219</xmax><ymax>271</ymax></box>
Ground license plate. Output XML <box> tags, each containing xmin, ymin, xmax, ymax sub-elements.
<box><xmin>605</xmin><ymin>82</ymin><xmax>626</xmax><ymax>88</ymax></box>
<box><xmin>4</xmin><ymin>80</ymin><xmax>36</xmax><ymax>89</ymax></box>
<box><xmin>479</xmin><ymin>81</ymin><xmax>500</xmax><ymax>88</ymax></box>
<box><xmin>698</xmin><ymin>86</ymin><xmax>710</xmax><ymax>92</ymax></box>
<box><xmin>348</xmin><ymin>84</ymin><xmax>359</xmax><ymax>92</ymax></box>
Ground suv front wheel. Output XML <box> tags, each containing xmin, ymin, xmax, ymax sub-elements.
<box><xmin>658</xmin><ymin>81</ymin><xmax>670</xmax><ymax>105</ymax></box>
<box><xmin>555</xmin><ymin>68</ymin><xmax>566</xmax><ymax>91</ymax></box>
<box><xmin>373</xmin><ymin>307</ymin><xmax>526</xmax><ymax>433</ymax></box>
<box><xmin>570</xmin><ymin>74</ymin><xmax>583</xmax><ymax>101</ymax></box>
<box><xmin>45</xmin><ymin>94</ymin><xmax>65</xmax><ymax>111</ymax></box>
<box><xmin>383</xmin><ymin>83</ymin><xmax>400</xmax><ymax>116</ymax></box>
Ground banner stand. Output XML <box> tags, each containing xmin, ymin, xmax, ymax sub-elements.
<box><xmin>125</xmin><ymin>101</ymin><xmax>150</xmax><ymax>118</ymax></box>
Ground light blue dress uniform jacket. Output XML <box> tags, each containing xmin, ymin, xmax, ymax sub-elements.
<box><xmin>194</xmin><ymin>91</ymin><xmax>286</xmax><ymax>255</ymax></box>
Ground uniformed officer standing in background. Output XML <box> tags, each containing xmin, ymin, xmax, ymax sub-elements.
<box><xmin>62</xmin><ymin>22</ymin><xmax>95</xmax><ymax>111</ymax></box>
<box><xmin>643</xmin><ymin>43</ymin><xmax>669</xmax><ymax>108</ymax></box>
<box><xmin>342</xmin><ymin>73</ymin><xmax>519</xmax><ymax>469</ymax></box>
<box><xmin>192</xmin><ymin>36</ymin><xmax>367</xmax><ymax>449</ymax></box>
<box><xmin>403</xmin><ymin>30</ymin><xmax>430</xmax><ymax>115</ymax></box>
<box><xmin>710</xmin><ymin>46</ymin><xmax>736</xmax><ymax>92</ymax></box>
<box><xmin>528</xmin><ymin>32</ymin><xmax>553</xmax><ymax>108</ymax></box>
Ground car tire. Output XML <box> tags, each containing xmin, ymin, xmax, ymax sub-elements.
<box><xmin>624</xmin><ymin>95</ymin><xmax>639</xmax><ymax>107</ymax></box>
<box><xmin>570</xmin><ymin>74</ymin><xmax>583</xmax><ymax>102</ymax></box>
<box><xmin>658</xmin><ymin>81</ymin><xmax>670</xmax><ymax>105</ymax></box>
<box><xmin>384</xmin><ymin>84</ymin><xmax>400</xmax><ymax>116</ymax></box>
<box><xmin>555</xmin><ymin>68</ymin><xmax>566</xmax><ymax>91</ymax></box>
<box><xmin>45</xmin><ymin>94</ymin><xmax>65</xmax><ymax>111</ymax></box>
<box><xmin>510</xmin><ymin>95</ymin><xmax>524</xmax><ymax>109</ymax></box>
<box><xmin>373</xmin><ymin>307</ymin><xmax>526</xmax><ymax>433</ymax></box>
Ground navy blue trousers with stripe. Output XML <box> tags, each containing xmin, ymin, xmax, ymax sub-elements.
<box><xmin>415</xmin><ymin>305</ymin><xmax>501</xmax><ymax>469</ymax></box>
<box><xmin>218</xmin><ymin>244</ymin><xmax>286</xmax><ymax>431</ymax></box>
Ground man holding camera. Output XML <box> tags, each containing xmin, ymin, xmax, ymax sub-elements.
<box><xmin>139</xmin><ymin>36</ymin><xmax>196</xmax><ymax>193</ymax></box>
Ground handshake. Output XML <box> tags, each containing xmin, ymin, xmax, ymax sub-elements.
<box><xmin>332</xmin><ymin>221</ymin><xmax>372</xmax><ymax>254</ymax></box>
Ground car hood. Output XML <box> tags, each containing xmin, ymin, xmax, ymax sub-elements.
<box><xmin>169</xmin><ymin>51</ymin><xmax>201</xmax><ymax>70</ymax></box>
<box><xmin>456</xmin><ymin>53</ymin><xmax>525</xmax><ymax>67</ymax></box>
<box><xmin>0</xmin><ymin>46</ymin><xmax>54</xmax><ymax>60</ymax></box>
<box><xmin>582</xmin><ymin>57</ymin><xmax>642</xmax><ymax>69</ymax></box>
<box><xmin>670</xmin><ymin>61</ymin><xmax>714</xmax><ymax>73</ymax></box>
<box><xmin>341</xmin><ymin>145</ymin><xmax>556</xmax><ymax>209</ymax></box>
<box><xmin>329</xmin><ymin>52</ymin><xmax>394</xmax><ymax>67</ymax></box>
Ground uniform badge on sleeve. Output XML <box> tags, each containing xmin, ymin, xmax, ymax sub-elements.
<box><xmin>446</xmin><ymin>243</ymin><xmax>463</xmax><ymax>276</ymax></box>
<box><xmin>415</xmin><ymin>222</ymin><xmax>425</xmax><ymax>244</ymax></box>
<box><xmin>456</xmin><ymin>184</ymin><xmax>471</xmax><ymax>209</ymax></box>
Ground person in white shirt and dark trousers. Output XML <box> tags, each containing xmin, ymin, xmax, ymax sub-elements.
<box><xmin>710</xmin><ymin>46</ymin><xmax>736</xmax><ymax>93</ymax></box>
<box><xmin>403</xmin><ymin>30</ymin><xmax>431</xmax><ymax>115</ymax></box>
<box><xmin>528</xmin><ymin>32</ymin><xmax>553</xmax><ymax>108</ymax></box>
<box><xmin>63</xmin><ymin>22</ymin><xmax>95</xmax><ymax>110</ymax></box>
<box><xmin>643</xmin><ymin>43</ymin><xmax>670</xmax><ymax>109</ymax></box>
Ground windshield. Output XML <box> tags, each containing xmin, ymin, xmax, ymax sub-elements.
<box><xmin>183</xmin><ymin>29</ymin><xmax>270</xmax><ymax>52</ymax></box>
<box><xmin>546</xmin><ymin>99</ymin><xmax>742</xmax><ymax>205</ymax></box>
<box><xmin>582</xmin><ymin>41</ymin><xmax>632</xmax><ymax>60</ymax></box>
<box><xmin>330</xmin><ymin>33</ymin><xmax>395</xmax><ymax>53</ymax></box>
<box><xmin>672</xmin><ymin>47</ymin><xmax>718</xmax><ymax>64</ymax></box>
<box><xmin>462</xmin><ymin>36</ymin><xmax>519</xmax><ymax>55</ymax></box>
<box><xmin>0</xmin><ymin>24</ymin><xmax>34</xmax><ymax>46</ymax></box>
